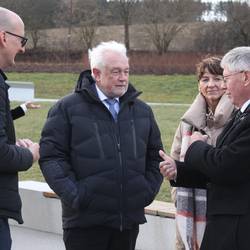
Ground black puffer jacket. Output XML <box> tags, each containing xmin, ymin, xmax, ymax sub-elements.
<box><xmin>39</xmin><ymin>70</ymin><xmax>163</xmax><ymax>230</ymax></box>
<box><xmin>0</xmin><ymin>70</ymin><xmax>33</xmax><ymax>223</ymax></box>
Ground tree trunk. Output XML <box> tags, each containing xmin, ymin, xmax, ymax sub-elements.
<box><xmin>124</xmin><ymin>21</ymin><xmax>130</xmax><ymax>51</ymax></box>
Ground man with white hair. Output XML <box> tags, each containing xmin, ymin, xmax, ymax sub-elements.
<box><xmin>0</xmin><ymin>7</ymin><xmax>40</xmax><ymax>249</ymax></box>
<box><xmin>40</xmin><ymin>41</ymin><xmax>163</xmax><ymax>250</ymax></box>
<box><xmin>160</xmin><ymin>46</ymin><xmax>250</xmax><ymax>250</ymax></box>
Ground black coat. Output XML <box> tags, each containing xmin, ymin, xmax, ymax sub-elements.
<box><xmin>173</xmin><ymin>106</ymin><xmax>250</xmax><ymax>216</ymax></box>
<box><xmin>11</xmin><ymin>106</ymin><xmax>25</xmax><ymax>120</ymax></box>
<box><xmin>0</xmin><ymin>70</ymin><xmax>33</xmax><ymax>223</ymax></box>
<box><xmin>39</xmin><ymin>70</ymin><xmax>163</xmax><ymax>230</ymax></box>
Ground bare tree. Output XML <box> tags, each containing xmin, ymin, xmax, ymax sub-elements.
<box><xmin>74</xmin><ymin>0</ymin><xmax>99</xmax><ymax>50</ymax></box>
<box><xmin>0</xmin><ymin>0</ymin><xmax>20</xmax><ymax>11</ymax></box>
<box><xmin>194</xmin><ymin>21</ymin><xmax>227</xmax><ymax>53</ymax></box>
<box><xmin>142</xmin><ymin>0</ymin><xmax>207</xmax><ymax>54</ymax></box>
<box><xmin>146</xmin><ymin>22</ymin><xmax>184</xmax><ymax>55</ymax></box>
<box><xmin>108</xmin><ymin>0</ymin><xmax>139</xmax><ymax>51</ymax></box>
<box><xmin>216</xmin><ymin>1</ymin><xmax>250</xmax><ymax>48</ymax></box>
<box><xmin>1</xmin><ymin>0</ymin><xmax>60</xmax><ymax>49</ymax></box>
<box><xmin>27</xmin><ymin>0</ymin><xmax>59</xmax><ymax>49</ymax></box>
<box><xmin>78</xmin><ymin>21</ymin><xmax>97</xmax><ymax>50</ymax></box>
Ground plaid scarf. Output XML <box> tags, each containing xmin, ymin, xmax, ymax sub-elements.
<box><xmin>176</xmin><ymin>123</ymin><xmax>206</xmax><ymax>250</ymax></box>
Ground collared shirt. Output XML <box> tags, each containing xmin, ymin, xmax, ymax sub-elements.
<box><xmin>240</xmin><ymin>99</ymin><xmax>250</xmax><ymax>113</ymax></box>
<box><xmin>0</xmin><ymin>69</ymin><xmax>7</xmax><ymax>81</ymax></box>
<box><xmin>0</xmin><ymin>69</ymin><xmax>9</xmax><ymax>91</ymax></box>
<box><xmin>95</xmin><ymin>84</ymin><xmax>119</xmax><ymax>114</ymax></box>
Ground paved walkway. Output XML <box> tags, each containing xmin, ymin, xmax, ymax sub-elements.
<box><xmin>10</xmin><ymin>226</ymin><xmax>144</xmax><ymax>250</ymax></box>
<box><xmin>11</xmin><ymin>225</ymin><xmax>64</xmax><ymax>250</ymax></box>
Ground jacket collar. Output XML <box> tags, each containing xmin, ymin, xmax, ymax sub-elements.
<box><xmin>0</xmin><ymin>69</ymin><xmax>10</xmax><ymax>89</ymax></box>
<box><xmin>181</xmin><ymin>93</ymin><xmax>235</xmax><ymax>130</ymax></box>
<box><xmin>0</xmin><ymin>69</ymin><xmax>7</xmax><ymax>81</ymax></box>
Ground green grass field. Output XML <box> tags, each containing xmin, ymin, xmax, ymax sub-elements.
<box><xmin>8</xmin><ymin>72</ymin><xmax>198</xmax><ymax>102</ymax></box>
<box><xmin>8</xmin><ymin>72</ymin><xmax>198</xmax><ymax>202</ymax></box>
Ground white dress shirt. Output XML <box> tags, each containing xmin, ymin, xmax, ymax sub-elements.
<box><xmin>95</xmin><ymin>84</ymin><xmax>119</xmax><ymax>114</ymax></box>
<box><xmin>240</xmin><ymin>99</ymin><xmax>250</xmax><ymax>113</ymax></box>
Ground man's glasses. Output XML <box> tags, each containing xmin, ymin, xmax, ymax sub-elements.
<box><xmin>223</xmin><ymin>71</ymin><xmax>244</xmax><ymax>82</ymax></box>
<box><xmin>5</xmin><ymin>31</ymin><xmax>28</xmax><ymax>47</ymax></box>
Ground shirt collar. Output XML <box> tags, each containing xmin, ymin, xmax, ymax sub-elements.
<box><xmin>0</xmin><ymin>69</ymin><xmax>7</xmax><ymax>81</ymax></box>
<box><xmin>240</xmin><ymin>99</ymin><xmax>250</xmax><ymax>113</ymax></box>
<box><xmin>95</xmin><ymin>84</ymin><xmax>119</xmax><ymax>102</ymax></box>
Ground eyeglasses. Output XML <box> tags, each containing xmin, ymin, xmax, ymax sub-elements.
<box><xmin>223</xmin><ymin>71</ymin><xmax>244</xmax><ymax>82</ymax></box>
<box><xmin>5</xmin><ymin>31</ymin><xmax>28</xmax><ymax>47</ymax></box>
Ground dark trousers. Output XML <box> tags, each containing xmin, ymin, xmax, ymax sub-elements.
<box><xmin>201</xmin><ymin>213</ymin><xmax>250</xmax><ymax>250</ymax></box>
<box><xmin>0</xmin><ymin>218</ymin><xmax>12</xmax><ymax>250</ymax></box>
<box><xmin>63</xmin><ymin>225</ymin><xmax>139</xmax><ymax>250</ymax></box>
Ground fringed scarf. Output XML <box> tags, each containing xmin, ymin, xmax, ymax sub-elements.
<box><xmin>175</xmin><ymin>122</ymin><xmax>206</xmax><ymax>250</ymax></box>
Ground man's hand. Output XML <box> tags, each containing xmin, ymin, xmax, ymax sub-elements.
<box><xmin>159</xmin><ymin>150</ymin><xmax>177</xmax><ymax>180</ymax></box>
<box><xmin>28</xmin><ymin>143</ymin><xmax>40</xmax><ymax>162</ymax></box>
<box><xmin>25</xmin><ymin>101</ymin><xmax>41</xmax><ymax>109</ymax></box>
<box><xmin>190</xmin><ymin>131</ymin><xmax>208</xmax><ymax>145</ymax></box>
<box><xmin>16</xmin><ymin>139</ymin><xmax>40</xmax><ymax>162</ymax></box>
<box><xmin>16</xmin><ymin>138</ymin><xmax>33</xmax><ymax>148</ymax></box>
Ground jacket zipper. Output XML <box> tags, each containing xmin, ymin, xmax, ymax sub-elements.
<box><xmin>117</xmin><ymin>134</ymin><xmax>123</xmax><ymax>231</ymax></box>
<box><xmin>111</xmin><ymin>121</ymin><xmax>123</xmax><ymax>231</ymax></box>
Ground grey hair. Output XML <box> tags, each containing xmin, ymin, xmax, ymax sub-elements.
<box><xmin>88</xmin><ymin>41</ymin><xmax>127</xmax><ymax>71</ymax></box>
<box><xmin>221</xmin><ymin>47</ymin><xmax>250</xmax><ymax>72</ymax></box>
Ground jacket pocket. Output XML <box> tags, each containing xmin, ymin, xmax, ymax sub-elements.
<box><xmin>78</xmin><ymin>180</ymin><xmax>91</xmax><ymax>209</ymax></box>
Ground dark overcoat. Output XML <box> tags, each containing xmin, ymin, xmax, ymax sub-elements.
<box><xmin>0</xmin><ymin>70</ymin><xmax>33</xmax><ymax>223</ymax></box>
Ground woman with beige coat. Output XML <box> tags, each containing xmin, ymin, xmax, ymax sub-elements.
<box><xmin>171</xmin><ymin>56</ymin><xmax>235</xmax><ymax>250</ymax></box>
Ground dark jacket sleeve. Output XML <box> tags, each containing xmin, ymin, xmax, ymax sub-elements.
<box><xmin>39</xmin><ymin>102</ymin><xmax>80</xmax><ymax>209</ymax></box>
<box><xmin>144</xmin><ymin>108</ymin><xmax>163</xmax><ymax>206</ymax></box>
<box><xmin>11</xmin><ymin>106</ymin><xmax>25</xmax><ymax>120</ymax></box>
<box><xmin>185</xmin><ymin>124</ymin><xmax>250</xmax><ymax>185</ymax></box>
<box><xmin>0</xmin><ymin>86</ymin><xmax>33</xmax><ymax>173</ymax></box>
<box><xmin>170</xmin><ymin>161</ymin><xmax>208</xmax><ymax>189</ymax></box>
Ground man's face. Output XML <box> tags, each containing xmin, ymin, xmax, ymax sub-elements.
<box><xmin>93</xmin><ymin>52</ymin><xmax>129</xmax><ymax>98</ymax></box>
<box><xmin>3</xmin><ymin>21</ymin><xmax>26</xmax><ymax>67</ymax></box>
<box><xmin>222</xmin><ymin>67</ymin><xmax>246</xmax><ymax>107</ymax></box>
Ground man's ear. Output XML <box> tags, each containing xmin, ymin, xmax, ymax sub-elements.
<box><xmin>243</xmin><ymin>71</ymin><xmax>250</xmax><ymax>86</ymax></box>
<box><xmin>93</xmin><ymin>68</ymin><xmax>101</xmax><ymax>82</ymax></box>
<box><xmin>0</xmin><ymin>31</ymin><xmax>6</xmax><ymax>48</ymax></box>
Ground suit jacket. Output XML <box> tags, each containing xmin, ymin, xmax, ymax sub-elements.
<box><xmin>173</xmin><ymin>106</ymin><xmax>250</xmax><ymax>216</ymax></box>
<box><xmin>11</xmin><ymin>106</ymin><xmax>25</xmax><ymax>120</ymax></box>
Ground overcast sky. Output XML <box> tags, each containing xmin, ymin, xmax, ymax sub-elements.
<box><xmin>201</xmin><ymin>0</ymin><xmax>227</xmax><ymax>21</ymax></box>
